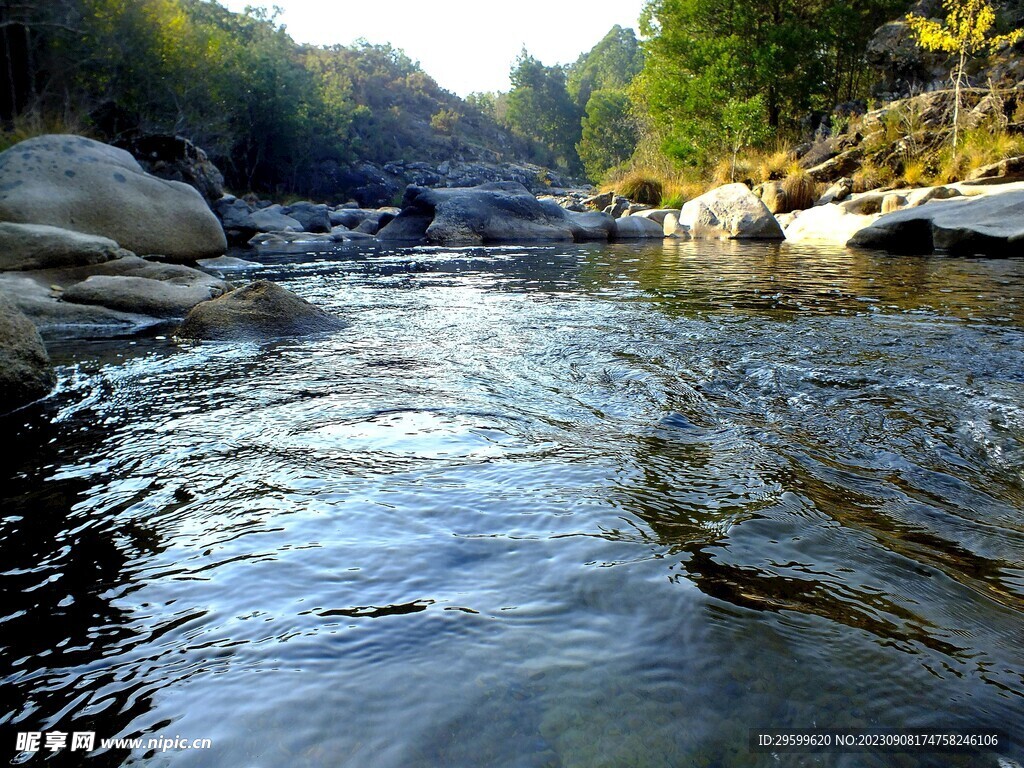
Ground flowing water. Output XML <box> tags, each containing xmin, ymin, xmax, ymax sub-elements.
<box><xmin>2</xmin><ymin>240</ymin><xmax>1024</xmax><ymax>768</ymax></box>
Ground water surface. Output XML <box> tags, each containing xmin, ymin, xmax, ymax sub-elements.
<box><xmin>2</xmin><ymin>240</ymin><xmax>1023</xmax><ymax>767</ymax></box>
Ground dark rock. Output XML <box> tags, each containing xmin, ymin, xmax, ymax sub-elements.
<box><xmin>379</xmin><ymin>182</ymin><xmax>577</xmax><ymax>245</ymax></box>
<box><xmin>176</xmin><ymin>281</ymin><xmax>345</xmax><ymax>340</ymax></box>
<box><xmin>283</xmin><ymin>202</ymin><xmax>332</xmax><ymax>233</ymax></box>
<box><xmin>0</xmin><ymin>293</ymin><xmax>54</xmax><ymax>412</ymax></box>
<box><xmin>119</xmin><ymin>134</ymin><xmax>226</xmax><ymax>204</ymax></box>
<box><xmin>848</xmin><ymin>190</ymin><xmax>1024</xmax><ymax>255</ymax></box>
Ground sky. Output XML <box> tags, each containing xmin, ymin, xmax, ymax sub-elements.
<box><xmin>219</xmin><ymin>0</ymin><xmax>648</xmax><ymax>97</ymax></box>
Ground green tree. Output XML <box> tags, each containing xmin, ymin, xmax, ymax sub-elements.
<box><xmin>505</xmin><ymin>49</ymin><xmax>582</xmax><ymax>172</ymax></box>
<box><xmin>576</xmin><ymin>89</ymin><xmax>638</xmax><ymax>182</ymax></box>
<box><xmin>567</xmin><ymin>25</ymin><xmax>644</xmax><ymax>110</ymax></box>
<box><xmin>907</xmin><ymin>0</ymin><xmax>1024</xmax><ymax>149</ymax></box>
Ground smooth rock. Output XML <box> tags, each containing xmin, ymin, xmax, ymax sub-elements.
<box><xmin>0</xmin><ymin>272</ymin><xmax>159</xmax><ymax>337</ymax></box>
<box><xmin>283</xmin><ymin>202</ymin><xmax>332</xmax><ymax>233</ymax></box>
<box><xmin>379</xmin><ymin>183</ymin><xmax>577</xmax><ymax>245</ymax></box>
<box><xmin>679</xmin><ymin>183</ymin><xmax>784</xmax><ymax>240</ymax></box>
<box><xmin>250</xmin><ymin>205</ymin><xmax>302</xmax><ymax>233</ymax></box>
<box><xmin>559</xmin><ymin>209</ymin><xmax>616</xmax><ymax>241</ymax></box>
<box><xmin>0</xmin><ymin>294</ymin><xmax>54</xmax><ymax>411</ymax></box>
<box><xmin>847</xmin><ymin>189</ymin><xmax>1024</xmax><ymax>255</ymax></box>
<box><xmin>631</xmin><ymin>208</ymin><xmax>680</xmax><ymax>226</ymax></box>
<box><xmin>176</xmin><ymin>281</ymin><xmax>345</xmax><ymax>340</ymax></box>
<box><xmin>0</xmin><ymin>223</ymin><xmax>124</xmax><ymax>271</ymax></box>
<box><xmin>782</xmin><ymin>204</ymin><xmax>878</xmax><ymax>245</ymax></box>
<box><xmin>0</xmin><ymin>134</ymin><xmax>226</xmax><ymax>261</ymax></box>
<box><xmin>613</xmin><ymin>216</ymin><xmax>666</xmax><ymax>239</ymax></box>
<box><xmin>62</xmin><ymin>275</ymin><xmax>226</xmax><ymax>318</ymax></box>
<box><xmin>882</xmin><ymin>193</ymin><xmax>907</xmax><ymax>214</ymax></box>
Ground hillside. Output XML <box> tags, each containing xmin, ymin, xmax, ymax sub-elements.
<box><xmin>0</xmin><ymin>0</ymin><xmax>555</xmax><ymax>203</ymax></box>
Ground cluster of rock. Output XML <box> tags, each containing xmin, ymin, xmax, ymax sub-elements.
<box><xmin>329</xmin><ymin>159</ymin><xmax>580</xmax><ymax>208</ymax></box>
<box><xmin>0</xmin><ymin>134</ymin><xmax>347</xmax><ymax>414</ymax></box>
<box><xmin>213</xmin><ymin>196</ymin><xmax>398</xmax><ymax>246</ymax></box>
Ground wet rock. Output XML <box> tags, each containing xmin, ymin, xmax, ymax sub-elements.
<box><xmin>848</xmin><ymin>189</ymin><xmax>1024</xmax><ymax>255</ymax></box>
<box><xmin>0</xmin><ymin>134</ymin><xmax>226</xmax><ymax>262</ymax></box>
<box><xmin>0</xmin><ymin>223</ymin><xmax>124</xmax><ymax>271</ymax></box>
<box><xmin>613</xmin><ymin>216</ymin><xmax>666</xmax><ymax>239</ymax></box>
<box><xmin>679</xmin><ymin>183</ymin><xmax>785</xmax><ymax>240</ymax></box>
<box><xmin>0</xmin><ymin>294</ymin><xmax>54</xmax><ymax>412</ymax></box>
<box><xmin>177</xmin><ymin>281</ymin><xmax>345</xmax><ymax>340</ymax></box>
<box><xmin>283</xmin><ymin>202</ymin><xmax>332</xmax><ymax>233</ymax></box>
<box><xmin>379</xmin><ymin>182</ymin><xmax>577</xmax><ymax>245</ymax></box>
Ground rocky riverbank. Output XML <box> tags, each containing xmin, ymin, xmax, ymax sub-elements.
<box><xmin>2</xmin><ymin>131</ymin><xmax>1024</xmax><ymax>414</ymax></box>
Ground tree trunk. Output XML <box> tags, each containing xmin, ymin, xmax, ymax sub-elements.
<box><xmin>953</xmin><ymin>48</ymin><xmax>966</xmax><ymax>152</ymax></box>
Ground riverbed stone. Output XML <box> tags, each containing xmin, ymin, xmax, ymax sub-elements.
<box><xmin>283</xmin><ymin>202</ymin><xmax>332</xmax><ymax>233</ymax></box>
<box><xmin>0</xmin><ymin>223</ymin><xmax>125</xmax><ymax>271</ymax></box>
<box><xmin>613</xmin><ymin>216</ymin><xmax>666</xmax><ymax>239</ymax></box>
<box><xmin>679</xmin><ymin>183</ymin><xmax>785</xmax><ymax>240</ymax></box>
<box><xmin>379</xmin><ymin>182</ymin><xmax>578</xmax><ymax>245</ymax></box>
<box><xmin>0</xmin><ymin>134</ymin><xmax>226</xmax><ymax>262</ymax></box>
<box><xmin>847</xmin><ymin>189</ymin><xmax>1024</xmax><ymax>255</ymax></box>
<box><xmin>0</xmin><ymin>294</ymin><xmax>54</xmax><ymax>411</ymax></box>
<box><xmin>176</xmin><ymin>281</ymin><xmax>345</xmax><ymax>340</ymax></box>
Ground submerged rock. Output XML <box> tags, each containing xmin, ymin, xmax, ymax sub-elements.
<box><xmin>0</xmin><ymin>223</ymin><xmax>124</xmax><ymax>271</ymax></box>
<box><xmin>0</xmin><ymin>294</ymin><xmax>54</xmax><ymax>412</ymax></box>
<box><xmin>679</xmin><ymin>183</ymin><xmax>785</xmax><ymax>240</ymax></box>
<box><xmin>0</xmin><ymin>134</ymin><xmax>226</xmax><ymax>262</ymax></box>
<box><xmin>176</xmin><ymin>281</ymin><xmax>345</xmax><ymax>340</ymax></box>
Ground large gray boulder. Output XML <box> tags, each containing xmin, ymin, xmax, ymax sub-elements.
<box><xmin>177</xmin><ymin>281</ymin><xmax>345</xmax><ymax>340</ymax></box>
<box><xmin>283</xmin><ymin>202</ymin><xmax>332</xmax><ymax>233</ymax></box>
<box><xmin>848</xmin><ymin>190</ymin><xmax>1024</xmax><ymax>255</ymax></box>
<box><xmin>0</xmin><ymin>223</ymin><xmax>124</xmax><ymax>271</ymax></box>
<box><xmin>379</xmin><ymin>183</ymin><xmax>578</xmax><ymax>245</ymax></box>
<box><xmin>0</xmin><ymin>134</ymin><xmax>226</xmax><ymax>262</ymax></box>
<box><xmin>679</xmin><ymin>183</ymin><xmax>785</xmax><ymax>240</ymax></box>
<box><xmin>0</xmin><ymin>294</ymin><xmax>54</xmax><ymax>412</ymax></box>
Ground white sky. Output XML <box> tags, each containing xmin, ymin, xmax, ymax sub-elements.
<box><xmin>220</xmin><ymin>0</ymin><xmax>648</xmax><ymax>96</ymax></box>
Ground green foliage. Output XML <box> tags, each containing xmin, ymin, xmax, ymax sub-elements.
<box><xmin>577</xmin><ymin>89</ymin><xmax>638</xmax><ymax>182</ymax></box>
<box><xmin>616</xmin><ymin>172</ymin><xmax>663</xmax><ymax>205</ymax></box>
<box><xmin>907</xmin><ymin>0</ymin><xmax>1024</xmax><ymax>148</ymax></box>
<box><xmin>2</xmin><ymin>0</ymin><xmax>531</xmax><ymax>197</ymax></box>
<box><xmin>505</xmin><ymin>49</ymin><xmax>583</xmax><ymax>172</ymax></box>
<box><xmin>636</xmin><ymin>0</ymin><xmax>913</xmax><ymax>171</ymax></box>
<box><xmin>566</xmin><ymin>26</ymin><xmax>644</xmax><ymax>110</ymax></box>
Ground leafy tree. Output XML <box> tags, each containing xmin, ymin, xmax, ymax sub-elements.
<box><xmin>505</xmin><ymin>49</ymin><xmax>582</xmax><ymax>172</ymax></box>
<box><xmin>719</xmin><ymin>96</ymin><xmax>771</xmax><ymax>181</ymax></box>
<box><xmin>567</xmin><ymin>25</ymin><xmax>644</xmax><ymax>110</ymax></box>
<box><xmin>576</xmin><ymin>89</ymin><xmax>638</xmax><ymax>182</ymax></box>
<box><xmin>907</xmin><ymin>0</ymin><xmax>1024</xmax><ymax>148</ymax></box>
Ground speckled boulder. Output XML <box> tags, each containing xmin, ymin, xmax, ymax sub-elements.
<box><xmin>0</xmin><ymin>134</ymin><xmax>226</xmax><ymax>262</ymax></box>
<box><xmin>176</xmin><ymin>281</ymin><xmax>345</xmax><ymax>340</ymax></box>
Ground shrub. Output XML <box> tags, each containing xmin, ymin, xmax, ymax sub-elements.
<box><xmin>781</xmin><ymin>171</ymin><xmax>816</xmax><ymax>211</ymax></box>
<box><xmin>617</xmin><ymin>172</ymin><xmax>663</xmax><ymax>205</ymax></box>
<box><xmin>756</xmin><ymin>145</ymin><xmax>796</xmax><ymax>182</ymax></box>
